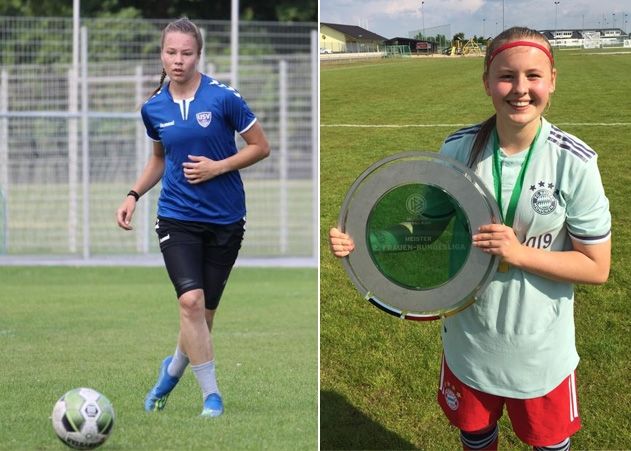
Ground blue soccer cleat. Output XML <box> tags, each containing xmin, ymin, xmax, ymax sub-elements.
<box><xmin>144</xmin><ymin>356</ymin><xmax>180</xmax><ymax>412</ymax></box>
<box><xmin>200</xmin><ymin>393</ymin><xmax>224</xmax><ymax>417</ymax></box>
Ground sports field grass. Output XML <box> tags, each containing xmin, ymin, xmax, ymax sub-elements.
<box><xmin>321</xmin><ymin>52</ymin><xmax>631</xmax><ymax>449</ymax></box>
<box><xmin>0</xmin><ymin>266</ymin><xmax>317</xmax><ymax>450</ymax></box>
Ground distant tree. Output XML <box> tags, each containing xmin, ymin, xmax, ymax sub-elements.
<box><xmin>0</xmin><ymin>0</ymin><xmax>72</xmax><ymax>16</ymax></box>
<box><xmin>434</xmin><ymin>33</ymin><xmax>447</xmax><ymax>48</ymax></box>
<box><xmin>242</xmin><ymin>1</ymin><xmax>317</xmax><ymax>21</ymax></box>
<box><xmin>474</xmin><ymin>35</ymin><xmax>489</xmax><ymax>45</ymax></box>
<box><xmin>0</xmin><ymin>0</ymin><xmax>317</xmax><ymax>22</ymax></box>
<box><xmin>452</xmin><ymin>32</ymin><xmax>465</xmax><ymax>42</ymax></box>
<box><xmin>0</xmin><ymin>0</ymin><xmax>315</xmax><ymax>66</ymax></box>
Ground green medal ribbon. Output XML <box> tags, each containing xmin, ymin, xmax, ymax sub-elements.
<box><xmin>491</xmin><ymin>124</ymin><xmax>542</xmax><ymax>227</ymax></box>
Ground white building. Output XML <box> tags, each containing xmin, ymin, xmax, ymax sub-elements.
<box><xmin>539</xmin><ymin>28</ymin><xmax>628</xmax><ymax>48</ymax></box>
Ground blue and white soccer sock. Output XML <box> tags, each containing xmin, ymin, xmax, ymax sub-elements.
<box><xmin>191</xmin><ymin>360</ymin><xmax>219</xmax><ymax>399</ymax></box>
<box><xmin>534</xmin><ymin>438</ymin><xmax>571</xmax><ymax>451</ymax></box>
<box><xmin>167</xmin><ymin>346</ymin><xmax>189</xmax><ymax>378</ymax></box>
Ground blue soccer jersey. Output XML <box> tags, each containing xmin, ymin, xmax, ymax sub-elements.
<box><xmin>141</xmin><ymin>73</ymin><xmax>257</xmax><ymax>224</ymax></box>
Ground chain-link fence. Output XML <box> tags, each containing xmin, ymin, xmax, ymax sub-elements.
<box><xmin>408</xmin><ymin>24</ymin><xmax>452</xmax><ymax>53</ymax></box>
<box><xmin>0</xmin><ymin>17</ymin><xmax>317</xmax><ymax>264</ymax></box>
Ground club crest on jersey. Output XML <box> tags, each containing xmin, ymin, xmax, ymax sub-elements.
<box><xmin>530</xmin><ymin>181</ymin><xmax>559</xmax><ymax>215</ymax></box>
<box><xmin>443</xmin><ymin>382</ymin><xmax>460</xmax><ymax>411</ymax></box>
<box><xmin>196</xmin><ymin>112</ymin><xmax>212</xmax><ymax>128</ymax></box>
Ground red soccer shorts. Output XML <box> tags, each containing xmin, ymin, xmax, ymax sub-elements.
<box><xmin>437</xmin><ymin>356</ymin><xmax>581</xmax><ymax>447</ymax></box>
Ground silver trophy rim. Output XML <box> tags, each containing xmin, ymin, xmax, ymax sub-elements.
<box><xmin>337</xmin><ymin>151</ymin><xmax>500</xmax><ymax>320</ymax></box>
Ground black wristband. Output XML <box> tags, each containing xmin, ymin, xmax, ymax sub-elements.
<box><xmin>127</xmin><ymin>190</ymin><xmax>140</xmax><ymax>201</ymax></box>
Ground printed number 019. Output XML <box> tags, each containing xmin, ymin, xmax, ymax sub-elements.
<box><xmin>525</xmin><ymin>233</ymin><xmax>552</xmax><ymax>249</ymax></box>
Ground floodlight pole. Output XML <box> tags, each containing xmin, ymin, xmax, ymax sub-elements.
<box><xmin>80</xmin><ymin>26</ymin><xmax>90</xmax><ymax>259</ymax></box>
<box><xmin>502</xmin><ymin>0</ymin><xmax>504</xmax><ymax>31</ymax></box>
<box><xmin>421</xmin><ymin>1</ymin><xmax>425</xmax><ymax>39</ymax></box>
<box><xmin>73</xmin><ymin>0</ymin><xmax>79</xmax><ymax>69</ymax></box>
<box><xmin>231</xmin><ymin>0</ymin><xmax>239</xmax><ymax>88</ymax></box>
<box><xmin>70</xmin><ymin>0</ymin><xmax>80</xmax><ymax>253</ymax></box>
<box><xmin>554</xmin><ymin>1</ymin><xmax>560</xmax><ymax>30</ymax></box>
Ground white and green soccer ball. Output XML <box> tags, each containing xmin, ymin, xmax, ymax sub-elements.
<box><xmin>51</xmin><ymin>388</ymin><xmax>115</xmax><ymax>450</ymax></box>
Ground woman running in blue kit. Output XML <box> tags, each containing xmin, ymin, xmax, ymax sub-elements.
<box><xmin>329</xmin><ymin>26</ymin><xmax>610</xmax><ymax>450</ymax></box>
<box><xmin>116</xmin><ymin>18</ymin><xmax>270</xmax><ymax>417</ymax></box>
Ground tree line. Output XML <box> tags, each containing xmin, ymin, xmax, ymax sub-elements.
<box><xmin>0</xmin><ymin>0</ymin><xmax>317</xmax><ymax>22</ymax></box>
<box><xmin>416</xmin><ymin>32</ymin><xmax>491</xmax><ymax>47</ymax></box>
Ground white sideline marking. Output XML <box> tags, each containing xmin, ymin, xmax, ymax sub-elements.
<box><xmin>0</xmin><ymin>255</ymin><xmax>317</xmax><ymax>268</ymax></box>
<box><xmin>322</xmin><ymin>123</ymin><xmax>470</xmax><ymax>128</ymax></box>
<box><xmin>321</xmin><ymin>122</ymin><xmax>631</xmax><ymax>128</ymax></box>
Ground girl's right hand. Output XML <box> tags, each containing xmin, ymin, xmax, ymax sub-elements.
<box><xmin>329</xmin><ymin>227</ymin><xmax>355</xmax><ymax>258</ymax></box>
<box><xmin>116</xmin><ymin>196</ymin><xmax>137</xmax><ymax>231</ymax></box>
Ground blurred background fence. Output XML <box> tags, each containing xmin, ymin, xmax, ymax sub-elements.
<box><xmin>0</xmin><ymin>17</ymin><xmax>318</xmax><ymax>264</ymax></box>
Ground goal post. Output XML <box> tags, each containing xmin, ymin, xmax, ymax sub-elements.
<box><xmin>384</xmin><ymin>45</ymin><xmax>412</xmax><ymax>58</ymax></box>
<box><xmin>583</xmin><ymin>31</ymin><xmax>602</xmax><ymax>49</ymax></box>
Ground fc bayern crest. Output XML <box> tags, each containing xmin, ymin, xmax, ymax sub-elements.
<box><xmin>530</xmin><ymin>181</ymin><xmax>558</xmax><ymax>215</ymax></box>
<box><xmin>443</xmin><ymin>382</ymin><xmax>460</xmax><ymax>411</ymax></box>
<box><xmin>196</xmin><ymin>112</ymin><xmax>212</xmax><ymax>128</ymax></box>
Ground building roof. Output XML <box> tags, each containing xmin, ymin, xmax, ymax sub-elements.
<box><xmin>384</xmin><ymin>37</ymin><xmax>429</xmax><ymax>45</ymax></box>
<box><xmin>539</xmin><ymin>28</ymin><xmax>627</xmax><ymax>39</ymax></box>
<box><xmin>386</xmin><ymin>37</ymin><xmax>420</xmax><ymax>43</ymax></box>
<box><xmin>320</xmin><ymin>22</ymin><xmax>387</xmax><ymax>42</ymax></box>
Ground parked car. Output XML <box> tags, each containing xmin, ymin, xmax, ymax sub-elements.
<box><xmin>320</xmin><ymin>47</ymin><xmax>332</xmax><ymax>54</ymax></box>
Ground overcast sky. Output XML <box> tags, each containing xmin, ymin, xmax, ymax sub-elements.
<box><xmin>320</xmin><ymin>0</ymin><xmax>630</xmax><ymax>40</ymax></box>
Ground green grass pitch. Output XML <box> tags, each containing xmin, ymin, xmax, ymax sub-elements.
<box><xmin>0</xmin><ymin>266</ymin><xmax>317</xmax><ymax>450</ymax></box>
<box><xmin>321</xmin><ymin>51</ymin><xmax>631</xmax><ymax>449</ymax></box>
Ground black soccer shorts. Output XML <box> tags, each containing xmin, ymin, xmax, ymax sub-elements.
<box><xmin>155</xmin><ymin>216</ymin><xmax>245</xmax><ymax>310</ymax></box>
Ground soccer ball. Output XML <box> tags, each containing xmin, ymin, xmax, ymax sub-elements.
<box><xmin>51</xmin><ymin>388</ymin><xmax>115</xmax><ymax>450</ymax></box>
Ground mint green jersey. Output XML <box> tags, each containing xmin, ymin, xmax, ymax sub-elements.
<box><xmin>439</xmin><ymin>117</ymin><xmax>611</xmax><ymax>398</ymax></box>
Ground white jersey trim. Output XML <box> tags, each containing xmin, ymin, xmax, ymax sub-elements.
<box><xmin>173</xmin><ymin>97</ymin><xmax>195</xmax><ymax>121</ymax></box>
<box><xmin>439</xmin><ymin>355</ymin><xmax>445</xmax><ymax>392</ymax></box>
<box><xmin>569</xmin><ymin>372</ymin><xmax>578</xmax><ymax>422</ymax></box>
<box><xmin>239</xmin><ymin>117</ymin><xmax>257</xmax><ymax>135</ymax></box>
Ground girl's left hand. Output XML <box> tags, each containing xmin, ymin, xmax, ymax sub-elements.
<box><xmin>182</xmin><ymin>155</ymin><xmax>226</xmax><ymax>184</ymax></box>
<box><xmin>472</xmin><ymin>223</ymin><xmax>524</xmax><ymax>265</ymax></box>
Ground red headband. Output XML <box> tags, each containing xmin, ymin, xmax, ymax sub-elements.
<box><xmin>487</xmin><ymin>40</ymin><xmax>554</xmax><ymax>70</ymax></box>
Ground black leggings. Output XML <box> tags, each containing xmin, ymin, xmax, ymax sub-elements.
<box><xmin>156</xmin><ymin>217</ymin><xmax>244</xmax><ymax>309</ymax></box>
